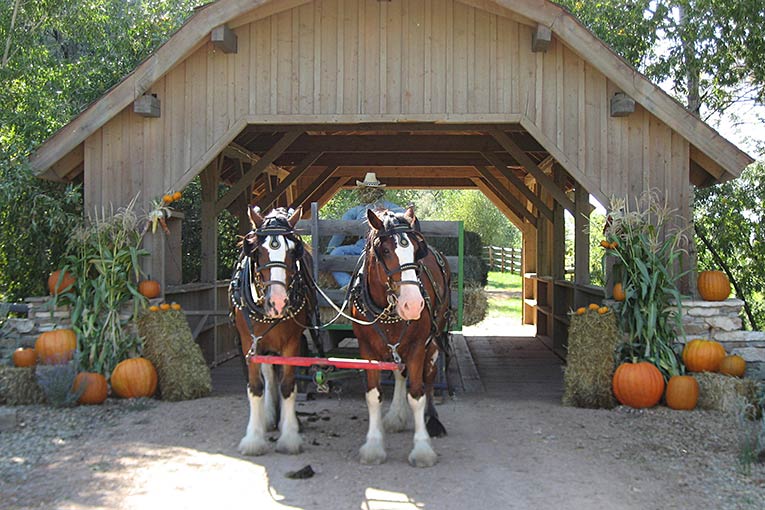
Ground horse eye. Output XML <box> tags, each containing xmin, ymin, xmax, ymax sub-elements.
<box><xmin>382</xmin><ymin>247</ymin><xmax>391</xmax><ymax>256</ymax></box>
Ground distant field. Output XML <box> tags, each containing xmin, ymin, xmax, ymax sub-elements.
<box><xmin>485</xmin><ymin>271</ymin><xmax>523</xmax><ymax>321</ymax></box>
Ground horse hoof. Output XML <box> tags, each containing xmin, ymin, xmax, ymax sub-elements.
<box><xmin>408</xmin><ymin>443</ymin><xmax>438</xmax><ymax>468</ymax></box>
<box><xmin>426</xmin><ymin>416</ymin><xmax>447</xmax><ymax>438</ymax></box>
<box><xmin>276</xmin><ymin>434</ymin><xmax>303</xmax><ymax>455</ymax></box>
<box><xmin>359</xmin><ymin>442</ymin><xmax>387</xmax><ymax>465</ymax></box>
<box><xmin>238</xmin><ymin>436</ymin><xmax>270</xmax><ymax>456</ymax></box>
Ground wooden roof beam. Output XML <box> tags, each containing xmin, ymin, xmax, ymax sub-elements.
<box><xmin>475</xmin><ymin>166</ymin><xmax>538</xmax><ymax>225</ymax></box>
<box><xmin>471</xmin><ymin>177</ymin><xmax>530</xmax><ymax>233</ymax></box>
<box><xmin>481</xmin><ymin>152</ymin><xmax>553</xmax><ymax>221</ymax></box>
<box><xmin>255</xmin><ymin>151</ymin><xmax>323</xmax><ymax>209</ymax></box>
<box><xmin>292</xmin><ymin>166</ymin><xmax>338</xmax><ymax>211</ymax></box>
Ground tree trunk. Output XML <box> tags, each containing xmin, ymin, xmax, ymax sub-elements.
<box><xmin>2</xmin><ymin>0</ymin><xmax>21</xmax><ymax>68</ymax></box>
<box><xmin>678</xmin><ymin>4</ymin><xmax>701</xmax><ymax>116</ymax></box>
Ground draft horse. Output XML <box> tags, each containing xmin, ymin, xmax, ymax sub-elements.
<box><xmin>352</xmin><ymin>206</ymin><xmax>451</xmax><ymax>467</ymax></box>
<box><xmin>229</xmin><ymin>206</ymin><xmax>316</xmax><ymax>456</ymax></box>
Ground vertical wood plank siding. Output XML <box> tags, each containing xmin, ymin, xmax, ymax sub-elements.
<box><xmin>86</xmin><ymin>0</ymin><xmax>689</xmax><ymax>217</ymax></box>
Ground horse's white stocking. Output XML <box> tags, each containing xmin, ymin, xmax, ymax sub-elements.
<box><xmin>383</xmin><ymin>371</ymin><xmax>409</xmax><ymax>432</ymax></box>
<box><xmin>407</xmin><ymin>393</ymin><xmax>438</xmax><ymax>467</ymax></box>
<box><xmin>360</xmin><ymin>388</ymin><xmax>387</xmax><ymax>464</ymax></box>
<box><xmin>276</xmin><ymin>386</ymin><xmax>302</xmax><ymax>454</ymax></box>
<box><xmin>238</xmin><ymin>386</ymin><xmax>270</xmax><ymax>456</ymax></box>
<box><xmin>263</xmin><ymin>364</ymin><xmax>279</xmax><ymax>431</ymax></box>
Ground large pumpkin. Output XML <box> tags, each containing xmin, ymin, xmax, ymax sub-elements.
<box><xmin>682</xmin><ymin>339</ymin><xmax>726</xmax><ymax>372</ymax></box>
<box><xmin>665</xmin><ymin>375</ymin><xmax>699</xmax><ymax>411</ymax></box>
<box><xmin>48</xmin><ymin>269</ymin><xmax>76</xmax><ymax>295</ymax></box>
<box><xmin>35</xmin><ymin>329</ymin><xmax>77</xmax><ymax>364</ymax></box>
<box><xmin>719</xmin><ymin>354</ymin><xmax>746</xmax><ymax>378</ymax></box>
<box><xmin>612</xmin><ymin>361</ymin><xmax>665</xmax><ymax>409</ymax></box>
<box><xmin>12</xmin><ymin>347</ymin><xmax>36</xmax><ymax>367</ymax></box>
<box><xmin>111</xmin><ymin>358</ymin><xmax>157</xmax><ymax>398</ymax></box>
<box><xmin>138</xmin><ymin>279</ymin><xmax>161</xmax><ymax>299</ymax></box>
<box><xmin>697</xmin><ymin>270</ymin><xmax>730</xmax><ymax>301</ymax></box>
<box><xmin>73</xmin><ymin>372</ymin><xmax>108</xmax><ymax>405</ymax></box>
<box><xmin>613</xmin><ymin>282</ymin><xmax>626</xmax><ymax>301</ymax></box>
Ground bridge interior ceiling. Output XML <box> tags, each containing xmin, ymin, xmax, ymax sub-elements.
<box><xmin>218</xmin><ymin>123</ymin><xmax>577</xmax><ymax>223</ymax></box>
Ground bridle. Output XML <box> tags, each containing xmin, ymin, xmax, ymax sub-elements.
<box><xmin>369</xmin><ymin>214</ymin><xmax>429</xmax><ymax>300</ymax></box>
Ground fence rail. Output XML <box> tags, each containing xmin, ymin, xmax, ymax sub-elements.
<box><xmin>483</xmin><ymin>246</ymin><xmax>522</xmax><ymax>274</ymax></box>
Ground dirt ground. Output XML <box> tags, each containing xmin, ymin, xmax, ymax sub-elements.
<box><xmin>2</xmin><ymin>325</ymin><xmax>765</xmax><ymax>510</ymax></box>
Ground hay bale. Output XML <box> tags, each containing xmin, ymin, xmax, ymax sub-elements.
<box><xmin>0</xmin><ymin>366</ymin><xmax>45</xmax><ymax>405</ymax></box>
<box><xmin>694</xmin><ymin>372</ymin><xmax>760</xmax><ymax>414</ymax></box>
<box><xmin>562</xmin><ymin>310</ymin><xmax>619</xmax><ymax>409</ymax></box>
<box><xmin>462</xmin><ymin>283</ymin><xmax>488</xmax><ymax>326</ymax></box>
<box><xmin>136</xmin><ymin>310</ymin><xmax>211</xmax><ymax>401</ymax></box>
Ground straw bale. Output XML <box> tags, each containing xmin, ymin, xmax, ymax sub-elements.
<box><xmin>694</xmin><ymin>372</ymin><xmax>760</xmax><ymax>414</ymax></box>
<box><xmin>136</xmin><ymin>310</ymin><xmax>211</xmax><ymax>401</ymax></box>
<box><xmin>462</xmin><ymin>284</ymin><xmax>488</xmax><ymax>326</ymax></box>
<box><xmin>562</xmin><ymin>310</ymin><xmax>619</xmax><ymax>409</ymax></box>
<box><xmin>0</xmin><ymin>366</ymin><xmax>45</xmax><ymax>405</ymax></box>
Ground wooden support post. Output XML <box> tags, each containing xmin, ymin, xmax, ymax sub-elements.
<box><xmin>488</xmin><ymin>129</ymin><xmax>575</xmax><ymax>213</ymax></box>
<box><xmin>481</xmin><ymin>152</ymin><xmax>553</xmax><ymax>221</ymax></box>
<box><xmin>200</xmin><ymin>161</ymin><xmax>219</xmax><ymax>283</ymax></box>
<box><xmin>254</xmin><ymin>152</ymin><xmax>323</xmax><ymax>209</ymax></box>
<box><xmin>574</xmin><ymin>184</ymin><xmax>590</xmax><ymax>285</ymax></box>
<box><xmin>536</xmin><ymin>184</ymin><xmax>552</xmax><ymax>276</ymax></box>
<box><xmin>552</xmin><ymin>167</ymin><xmax>566</xmax><ymax>281</ymax></box>
<box><xmin>215</xmin><ymin>130</ymin><xmax>302</xmax><ymax>215</ymax></box>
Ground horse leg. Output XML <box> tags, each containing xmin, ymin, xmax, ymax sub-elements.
<box><xmin>383</xmin><ymin>370</ymin><xmax>409</xmax><ymax>432</ymax></box>
<box><xmin>424</xmin><ymin>343</ymin><xmax>447</xmax><ymax>438</ymax></box>
<box><xmin>359</xmin><ymin>369</ymin><xmax>387</xmax><ymax>464</ymax></box>
<box><xmin>263</xmin><ymin>363</ymin><xmax>279</xmax><ymax>431</ymax></box>
<box><xmin>275</xmin><ymin>343</ymin><xmax>302</xmax><ymax>454</ymax></box>
<box><xmin>238</xmin><ymin>362</ymin><xmax>270</xmax><ymax>456</ymax></box>
<box><xmin>406</xmin><ymin>357</ymin><xmax>438</xmax><ymax>468</ymax></box>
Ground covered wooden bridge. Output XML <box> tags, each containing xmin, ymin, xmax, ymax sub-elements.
<box><xmin>28</xmin><ymin>0</ymin><xmax>752</xmax><ymax>361</ymax></box>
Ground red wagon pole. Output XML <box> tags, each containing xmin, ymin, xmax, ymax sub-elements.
<box><xmin>250</xmin><ymin>354</ymin><xmax>399</xmax><ymax>371</ymax></box>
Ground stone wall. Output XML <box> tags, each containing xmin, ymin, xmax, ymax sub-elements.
<box><xmin>681</xmin><ymin>298</ymin><xmax>765</xmax><ymax>380</ymax></box>
<box><xmin>0</xmin><ymin>297</ymin><xmax>70</xmax><ymax>362</ymax></box>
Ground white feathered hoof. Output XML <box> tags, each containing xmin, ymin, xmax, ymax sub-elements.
<box><xmin>275</xmin><ymin>431</ymin><xmax>303</xmax><ymax>455</ymax></box>
<box><xmin>238</xmin><ymin>434</ymin><xmax>270</xmax><ymax>456</ymax></box>
<box><xmin>408</xmin><ymin>441</ymin><xmax>438</xmax><ymax>468</ymax></box>
<box><xmin>359</xmin><ymin>439</ymin><xmax>387</xmax><ymax>465</ymax></box>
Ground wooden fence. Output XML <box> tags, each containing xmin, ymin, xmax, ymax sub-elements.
<box><xmin>484</xmin><ymin>246</ymin><xmax>522</xmax><ymax>274</ymax></box>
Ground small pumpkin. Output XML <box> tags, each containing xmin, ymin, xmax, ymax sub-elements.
<box><xmin>110</xmin><ymin>358</ymin><xmax>158</xmax><ymax>398</ymax></box>
<box><xmin>48</xmin><ymin>269</ymin><xmax>76</xmax><ymax>295</ymax></box>
<box><xmin>159</xmin><ymin>303</ymin><xmax>171</xmax><ymax>311</ymax></box>
<box><xmin>609</xmin><ymin>241</ymin><xmax>618</xmax><ymax>249</ymax></box>
<box><xmin>719</xmin><ymin>354</ymin><xmax>746</xmax><ymax>378</ymax></box>
<box><xmin>613</xmin><ymin>282</ymin><xmax>626</xmax><ymax>302</ymax></box>
<box><xmin>682</xmin><ymin>339</ymin><xmax>726</xmax><ymax>373</ymax></box>
<box><xmin>575</xmin><ymin>307</ymin><xmax>586</xmax><ymax>315</ymax></box>
<box><xmin>162</xmin><ymin>194</ymin><xmax>173</xmax><ymax>204</ymax></box>
<box><xmin>12</xmin><ymin>347</ymin><xmax>36</xmax><ymax>367</ymax></box>
<box><xmin>612</xmin><ymin>361</ymin><xmax>665</xmax><ymax>409</ymax></box>
<box><xmin>170</xmin><ymin>303</ymin><xmax>182</xmax><ymax>311</ymax></box>
<box><xmin>598</xmin><ymin>306</ymin><xmax>609</xmax><ymax>314</ymax></box>
<box><xmin>148</xmin><ymin>305</ymin><xmax>160</xmax><ymax>312</ymax></box>
<box><xmin>73</xmin><ymin>372</ymin><xmax>108</xmax><ymax>405</ymax></box>
<box><xmin>588</xmin><ymin>303</ymin><xmax>600</xmax><ymax>311</ymax></box>
<box><xmin>600</xmin><ymin>240</ymin><xmax>610</xmax><ymax>248</ymax></box>
<box><xmin>172</xmin><ymin>191</ymin><xmax>182</xmax><ymax>201</ymax></box>
<box><xmin>665</xmin><ymin>375</ymin><xmax>699</xmax><ymax>411</ymax></box>
<box><xmin>35</xmin><ymin>329</ymin><xmax>77</xmax><ymax>364</ymax></box>
<box><xmin>138</xmin><ymin>279</ymin><xmax>161</xmax><ymax>299</ymax></box>
<box><xmin>697</xmin><ymin>270</ymin><xmax>730</xmax><ymax>301</ymax></box>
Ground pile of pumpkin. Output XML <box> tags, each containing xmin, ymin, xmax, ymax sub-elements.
<box><xmin>12</xmin><ymin>329</ymin><xmax>158</xmax><ymax>405</ymax></box>
<box><xmin>613</xmin><ymin>339</ymin><xmax>746</xmax><ymax>410</ymax></box>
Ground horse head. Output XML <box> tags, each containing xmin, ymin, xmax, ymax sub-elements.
<box><xmin>244</xmin><ymin>206</ymin><xmax>303</xmax><ymax>318</ymax></box>
<box><xmin>366</xmin><ymin>206</ymin><xmax>427</xmax><ymax>321</ymax></box>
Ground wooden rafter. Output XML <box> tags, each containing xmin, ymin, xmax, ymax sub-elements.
<box><xmin>475</xmin><ymin>166</ymin><xmax>537</xmax><ymax>225</ymax></box>
<box><xmin>481</xmin><ymin>152</ymin><xmax>553</xmax><ymax>221</ymax></box>
<box><xmin>292</xmin><ymin>165</ymin><xmax>338</xmax><ymax>210</ymax></box>
<box><xmin>470</xmin><ymin>178</ymin><xmax>530</xmax><ymax>232</ymax></box>
<box><xmin>255</xmin><ymin>151</ymin><xmax>323</xmax><ymax>209</ymax></box>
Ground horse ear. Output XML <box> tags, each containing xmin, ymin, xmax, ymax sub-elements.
<box><xmin>288</xmin><ymin>207</ymin><xmax>302</xmax><ymax>228</ymax></box>
<box><xmin>404</xmin><ymin>205</ymin><xmax>417</xmax><ymax>227</ymax></box>
<box><xmin>367</xmin><ymin>208</ymin><xmax>384</xmax><ymax>231</ymax></box>
<box><xmin>248</xmin><ymin>206</ymin><xmax>264</xmax><ymax>228</ymax></box>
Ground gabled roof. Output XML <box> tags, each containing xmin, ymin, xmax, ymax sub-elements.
<box><xmin>29</xmin><ymin>0</ymin><xmax>754</xmax><ymax>182</ymax></box>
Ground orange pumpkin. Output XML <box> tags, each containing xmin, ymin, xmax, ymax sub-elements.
<box><xmin>613</xmin><ymin>282</ymin><xmax>626</xmax><ymax>302</ymax></box>
<box><xmin>138</xmin><ymin>279</ymin><xmax>161</xmax><ymax>299</ymax></box>
<box><xmin>682</xmin><ymin>339</ymin><xmax>726</xmax><ymax>372</ymax></box>
<box><xmin>159</xmin><ymin>303</ymin><xmax>171</xmax><ymax>311</ymax></box>
<box><xmin>719</xmin><ymin>354</ymin><xmax>746</xmax><ymax>378</ymax></box>
<box><xmin>665</xmin><ymin>375</ymin><xmax>699</xmax><ymax>411</ymax></box>
<box><xmin>35</xmin><ymin>329</ymin><xmax>77</xmax><ymax>364</ymax></box>
<box><xmin>73</xmin><ymin>372</ymin><xmax>108</xmax><ymax>405</ymax></box>
<box><xmin>575</xmin><ymin>307</ymin><xmax>586</xmax><ymax>315</ymax></box>
<box><xmin>697</xmin><ymin>270</ymin><xmax>730</xmax><ymax>301</ymax></box>
<box><xmin>48</xmin><ymin>269</ymin><xmax>76</xmax><ymax>295</ymax></box>
<box><xmin>12</xmin><ymin>347</ymin><xmax>36</xmax><ymax>367</ymax></box>
<box><xmin>110</xmin><ymin>358</ymin><xmax>157</xmax><ymax>398</ymax></box>
<box><xmin>588</xmin><ymin>303</ymin><xmax>600</xmax><ymax>311</ymax></box>
<box><xmin>170</xmin><ymin>303</ymin><xmax>182</xmax><ymax>311</ymax></box>
<box><xmin>612</xmin><ymin>361</ymin><xmax>665</xmax><ymax>409</ymax></box>
<box><xmin>172</xmin><ymin>191</ymin><xmax>182</xmax><ymax>201</ymax></box>
<box><xmin>148</xmin><ymin>305</ymin><xmax>160</xmax><ymax>312</ymax></box>
<box><xmin>598</xmin><ymin>306</ymin><xmax>609</xmax><ymax>314</ymax></box>
<box><xmin>162</xmin><ymin>194</ymin><xmax>173</xmax><ymax>204</ymax></box>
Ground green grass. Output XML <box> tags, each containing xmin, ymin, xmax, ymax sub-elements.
<box><xmin>485</xmin><ymin>271</ymin><xmax>523</xmax><ymax>321</ymax></box>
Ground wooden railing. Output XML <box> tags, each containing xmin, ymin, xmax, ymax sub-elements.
<box><xmin>483</xmin><ymin>246</ymin><xmax>522</xmax><ymax>274</ymax></box>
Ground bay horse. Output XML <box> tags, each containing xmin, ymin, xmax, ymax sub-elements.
<box><xmin>352</xmin><ymin>206</ymin><xmax>451</xmax><ymax>467</ymax></box>
<box><xmin>229</xmin><ymin>206</ymin><xmax>317</xmax><ymax>456</ymax></box>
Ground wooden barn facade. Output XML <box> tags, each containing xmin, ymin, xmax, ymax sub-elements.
<box><xmin>29</xmin><ymin>0</ymin><xmax>753</xmax><ymax>359</ymax></box>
